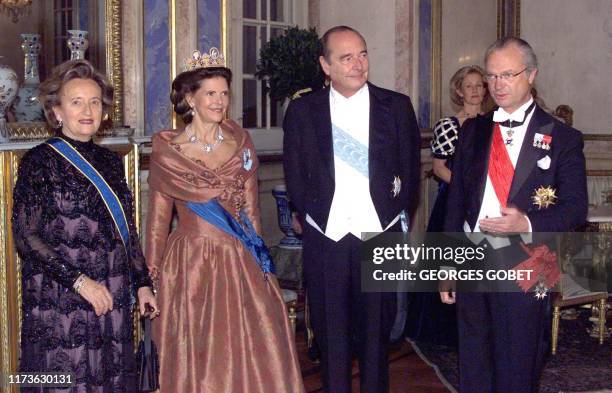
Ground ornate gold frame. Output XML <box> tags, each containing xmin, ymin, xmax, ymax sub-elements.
<box><xmin>497</xmin><ymin>0</ymin><xmax>521</xmax><ymax>38</ymax></box>
<box><xmin>0</xmin><ymin>142</ymin><xmax>138</xmax><ymax>392</ymax></box>
<box><xmin>6</xmin><ymin>0</ymin><xmax>124</xmax><ymax>141</ymax></box>
<box><xmin>106</xmin><ymin>0</ymin><xmax>124</xmax><ymax>126</ymax></box>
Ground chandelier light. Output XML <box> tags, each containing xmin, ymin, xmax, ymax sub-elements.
<box><xmin>0</xmin><ymin>0</ymin><xmax>33</xmax><ymax>23</ymax></box>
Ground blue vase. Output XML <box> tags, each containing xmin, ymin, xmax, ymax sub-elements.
<box><xmin>272</xmin><ymin>184</ymin><xmax>302</xmax><ymax>249</ymax></box>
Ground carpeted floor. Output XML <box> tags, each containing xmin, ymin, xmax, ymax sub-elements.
<box><xmin>411</xmin><ymin>309</ymin><xmax>612</xmax><ymax>393</ymax></box>
<box><xmin>298</xmin><ymin>332</ymin><xmax>451</xmax><ymax>392</ymax></box>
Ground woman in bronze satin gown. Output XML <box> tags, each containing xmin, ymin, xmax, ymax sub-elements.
<box><xmin>145</xmin><ymin>49</ymin><xmax>305</xmax><ymax>392</ymax></box>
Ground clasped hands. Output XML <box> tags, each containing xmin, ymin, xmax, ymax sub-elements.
<box><xmin>76</xmin><ymin>275</ymin><xmax>160</xmax><ymax>319</ymax></box>
<box><xmin>477</xmin><ymin>206</ymin><xmax>530</xmax><ymax>234</ymax></box>
<box><xmin>439</xmin><ymin>206</ymin><xmax>530</xmax><ymax>304</ymax></box>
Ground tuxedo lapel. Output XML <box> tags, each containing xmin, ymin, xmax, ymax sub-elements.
<box><xmin>467</xmin><ymin>115</ymin><xmax>494</xmax><ymax>229</ymax></box>
<box><xmin>368</xmin><ymin>84</ymin><xmax>393</xmax><ymax>180</ymax></box>
<box><xmin>311</xmin><ymin>91</ymin><xmax>335</xmax><ymax>180</ymax></box>
<box><xmin>508</xmin><ymin>106</ymin><xmax>553</xmax><ymax>202</ymax></box>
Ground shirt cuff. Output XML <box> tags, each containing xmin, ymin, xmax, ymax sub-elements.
<box><xmin>520</xmin><ymin>214</ymin><xmax>533</xmax><ymax>244</ymax></box>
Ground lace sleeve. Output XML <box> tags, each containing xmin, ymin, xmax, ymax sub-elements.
<box><xmin>11</xmin><ymin>148</ymin><xmax>82</xmax><ymax>288</ymax></box>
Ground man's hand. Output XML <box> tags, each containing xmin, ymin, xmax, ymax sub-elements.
<box><xmin>478</xmin><ymin>206</ymin><xmax>529</xmax><ymax>234</ymax></box>
<box><xmin>439</xmin><ymin>279</ymin><xmax>456</xmax><ymax>304</ymax></box>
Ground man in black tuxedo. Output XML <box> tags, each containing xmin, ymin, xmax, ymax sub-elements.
<box><xmin>283</xmin><ymin>26</ymin><xmax>420</xmax><ymax>392</ymax></box>
<box><xmin>440</xmin><ymin>37</ymin><xmax>587</xmax><ymax>392</ymax></box>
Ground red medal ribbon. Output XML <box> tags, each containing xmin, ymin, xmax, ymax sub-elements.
<box><xmin>513</xmin><ymin>244</ymin><xmax>561</xmax><ymax>292</ymax></box>
<box><xmin>488</xmin><ymin>123</ymin><xmax>515</xmax><ymax>207</ymax></box>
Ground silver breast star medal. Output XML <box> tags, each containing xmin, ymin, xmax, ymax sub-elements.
<box><xmin>392</xmin><ymin>176</ymin><xmax>401</xmax><ymax>197</ymax></box>
<box><xmin>534</xmin><ymin>281</ymin><xmax>549</xmax><ymax>300</ymax></box>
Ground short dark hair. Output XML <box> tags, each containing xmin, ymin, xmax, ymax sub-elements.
<box><xmin>485</xmin><ymin>36</ymin><xmax>538</xmax><ymax>71</ymax></box>
<box><xmin>170</xmin><ymin>67</ymin><xmax>232</xmax><ymax>124</ymax></box>
<box><xmin>38</xmin><ymin>59</ymin><xmax>114</xmax><ymax>129</ymax></box>
<box><xmin>320</xmin><ymin>25</ymin><xmax>367</xmax><ymax>63</ymax></box>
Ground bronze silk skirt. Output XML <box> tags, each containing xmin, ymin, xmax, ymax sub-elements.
<box><xmin>152</xmin><ymin>210</ymin><xmax>304</xmax><ymax>392</ymax></box>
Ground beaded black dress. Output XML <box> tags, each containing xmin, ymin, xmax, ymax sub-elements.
<box><xmin>12</xmin><ymin>136</ymin><xmax>152</xmax><ymax>392</ymax></box>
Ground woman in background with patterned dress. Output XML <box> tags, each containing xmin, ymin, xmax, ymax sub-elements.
<box><xmin>428</xmin><ymin>65</ymin><xmax>489</xmax><ymax>232</ymax></box>
<box><xmin>145</xmin><ymin>49</ymin><xmax>304</xmax><ymax>392</ymax></box>
<box><xmin>12</xmin><ymin>59</ymin><xmax>158</xmax><ymax>392</ymax></box>
<box><xmin>405</xmin><ymin>65</ymin><xmax>488</xmax><ymax>346</ymax></box>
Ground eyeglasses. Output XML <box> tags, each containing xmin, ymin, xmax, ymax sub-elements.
<box><xmin>484</xmin><ymin>68</ymin><xmax>528</xmax><ymax>82</ymax></box>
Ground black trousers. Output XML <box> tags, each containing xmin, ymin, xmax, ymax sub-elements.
<box><xmin>456</xmin><ymin>291</ymin><xmax>551</xmax><ymax>393</ymax></box>
<box><xmin>302</xmin><ymin>225</ymin><xmax>397</xmax><ymax>393</ymax></box>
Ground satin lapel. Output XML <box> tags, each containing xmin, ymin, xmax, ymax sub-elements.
<box><xmin>368</xmin><ymin>85</ymin><xmax>393</xmax><ymax>179</ymax></box>
<box><xmin>508</xmin><ymin>106</ymin><xmax>553</xmax><ymax>202</ymax></box>
<box><xmin>467</xmin><ymin>115</ymin><xmax>494</xmax><ymax>229</ymax></box>
<box><xmin>311</xmin><ymin>91</ymin><xmax>335</xmax><ymax>180</ymax></box>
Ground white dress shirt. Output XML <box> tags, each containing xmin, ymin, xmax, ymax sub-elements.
<box><xmin>305</xmin><ymin>83</ymin><xmax>390</xmax><ymax>241</ymax></box>
<box><xmin>465</xmin><ymin>98</ymin><xmax>535</xmax><ymax>248</ymax></box>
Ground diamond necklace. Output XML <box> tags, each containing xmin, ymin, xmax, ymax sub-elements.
<box><xmin>185</xmin><ymin>124</ymin><xmax>224</xmax><ymax>153</ymax></box>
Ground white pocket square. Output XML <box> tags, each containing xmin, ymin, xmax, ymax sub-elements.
<box><xmin>537</xmin><ymin>155</ymin><xmax>551</xmax><ymax>170</ymax></box>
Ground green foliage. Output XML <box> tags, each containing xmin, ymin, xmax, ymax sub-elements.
<box><xmin>256</xmin><ymin>26</ymin><xmax>324</xmax><ymax>101</ymax></box>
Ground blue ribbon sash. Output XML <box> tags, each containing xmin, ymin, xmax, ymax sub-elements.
<box><xmin>332</xmin><ymin>123</ymin><xmax>369</xmax><ymax>178</ymax></box>
<box><xmin>46</xmin><ymin>138</ymin><xmax>130</xmax><ymax>250</ymax></box>
<box><xmin>186</xmin><ymin>199</ymin><xmax>274</xmax><ymax>275</ymax></box>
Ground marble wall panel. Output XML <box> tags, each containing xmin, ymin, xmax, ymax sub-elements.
<box><xmin>198</xmin><ymin>0</ymin><xmax>221</xmax><ymax>51</ymax></box>
<box><xmin>522</xmin><ymin>0</ymin><xmax>612</xmax><ymax>134</ymax></box>
<box><xmin>395</xmin><ymin>0</ymin><xmax>419</xmax><ymax>100</ymax></box>
<box><xmin>308</xmin><ymin>0</ymin><xmax>320</xmax><ymax>31</ymax></box>
<box><xmin>122</xmin><ymin>0</ymin><xmax>144</xmax><ymax>130</ymax></box>
<box><xmin>78</xmin><ymin>0</ymin><xmax>89</xmax><ymax>31</ymax></box>
<box><xmin>418</xmin><ymin>0</ymin><xmax>432</xmax><ymax>127</ymax></box>
<box><xmin>144</xmin><ymin>0</ymin><xmax>171</xmax><ymax>134</ymax></box>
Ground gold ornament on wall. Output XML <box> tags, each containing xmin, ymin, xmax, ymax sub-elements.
<box><xmin>0</xmin><ymin>0</ymin><xmax>32</xmax><ymax>23</ymax></box>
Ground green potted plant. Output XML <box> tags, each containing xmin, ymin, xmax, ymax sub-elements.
<box><xmin>256</xmin><ymin>26</ymin><xmax>325</xmax><ymax>102</ymax></box>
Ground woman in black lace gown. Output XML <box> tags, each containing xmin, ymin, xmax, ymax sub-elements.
<box><xmin>12</xmin><ymin>60</ymin><xmax>158</xmax><ymax>392</ymax></box>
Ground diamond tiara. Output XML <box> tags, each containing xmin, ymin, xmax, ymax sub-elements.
<box><xmin>183</xmin><ymin>47</ymin><xmax>226</xmax><ymax>71</ymax></box>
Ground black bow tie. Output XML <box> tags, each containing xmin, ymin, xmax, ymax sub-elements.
<box><xmin>497</xmin><ymin>101</ymin><xmax>536</xmax><ymax>128</ymax></box>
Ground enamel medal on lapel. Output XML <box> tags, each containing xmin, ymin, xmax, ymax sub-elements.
<box><xmin>533</xmin><ymin>133</ymin><xmax>552</xmax><ymax>150</ymax></box>
<box><xmin>392</xmin><ymin>176</ymin><xmax>401</xmax><ymax>197</ymax></box>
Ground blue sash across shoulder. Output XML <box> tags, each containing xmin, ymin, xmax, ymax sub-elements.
<box><xmin>46</xmin><ymin>137</ymin><xmax>130</xmax><ymax>250</ymax></box>
<box><xmin>186</xmin><ymin>199</ymin><xmax>274</xmax><ymax>276</ymax></box>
